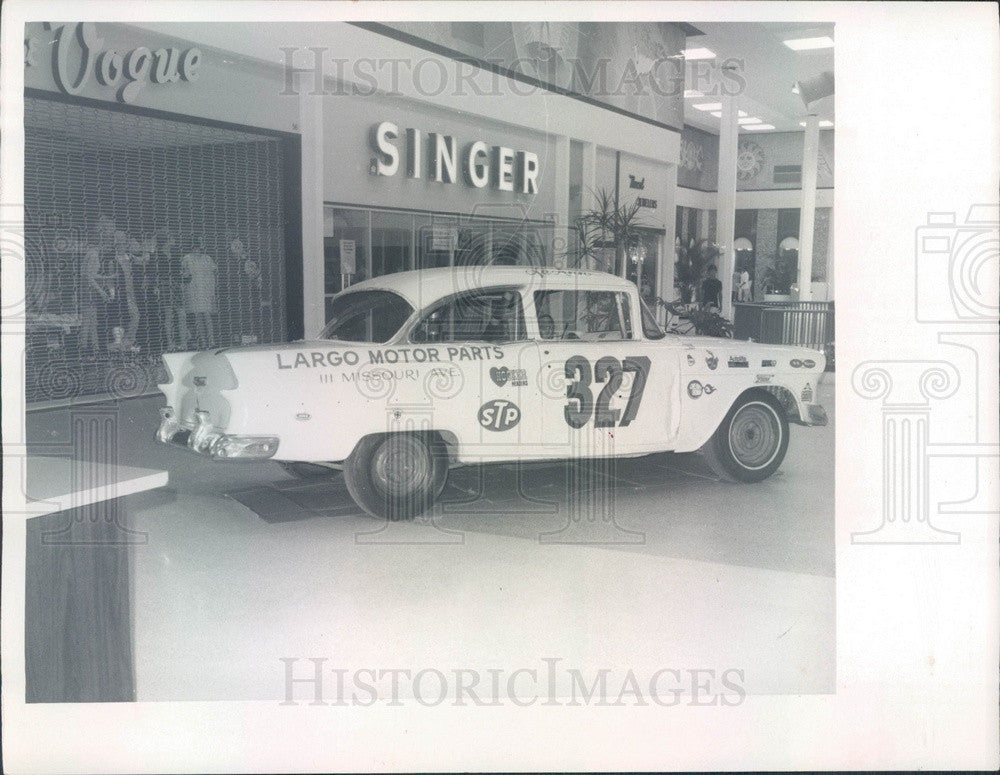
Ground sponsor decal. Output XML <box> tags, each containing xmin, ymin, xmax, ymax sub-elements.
<box><xmin>686</xmin><ymin>354</ymin><xmax>696</xmax><ymax>366</ymax></box>
<box><xmin>761</xmin><ymin>359</ymin><xmax>776</xmax><ymax>368</ymax></box>
<box><xmin>703</xmin><ymin>384</ymin><xmax>716</xmax><ymax>394</ymax></box>
<box><xmin>802</xmin><ymin>359</ymin><xmax>816</xmax><ymax>369</ymax></box>
<box><xmin>728</xmin><ymin>356</ymin><xmax>749</xmax><ymax>368</ymax></box>
<box><xmin>802</xmin><ymin>383</ymin><xmax>814</xmax><ymax>402</ymax></box>
<box><xmin>490</xmin><ymin>366</ymin><xmax>529</xmax><ymax>387</ymax></box>
<box><xmin>755</xmin><ymin>374</ymin><xmax>773</xmax><ymax>384</ymax></box>
<box><xmin>276</xmin><ymin>345</ymin><xmax>505</xmax><ymax>370</ymax></box>
<box><xmin>478</xmin><ymin>399</ymin><xmax>521</xmax><ymax>432</ymax></box>
<box><xmin>340</xmin><ymin>366</ymin><xmax>460</xmax><ymax>384</ymax></box>
<box><xmin>705</xmin><ymin>351</ymin><xmax>718</xmax><ymax>370</ymax></box>
<box><xmin>687</xmin><ymin>380</ymin><xmax>703</xmax><ymax>398</ymax></box>
<box><xmin>790</xmin><ymin>359</ymin><xmax>803</xmax><ymax>368</ymax></box>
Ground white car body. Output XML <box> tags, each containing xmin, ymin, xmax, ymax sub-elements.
<box><xmin>157</xmin><ymin>266</ymin><xmax>827</xmax><ymax>513</ymax></box>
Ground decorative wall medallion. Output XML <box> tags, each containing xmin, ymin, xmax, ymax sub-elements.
<box><xmin>736</xmin><ymin>140</ymin><xmax>765</xmax><ymax>181</ymax></box>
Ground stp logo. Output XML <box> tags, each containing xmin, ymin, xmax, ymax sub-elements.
<box><xmin>477</xmin><ymin>399</ymin><xmax>521</xmax><ymax>432</ymax></box>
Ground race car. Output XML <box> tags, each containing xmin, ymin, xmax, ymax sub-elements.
<box><xmin>157</xmin><ymin>265</ymin><xmax>828</xmax><ymax>519</ymax></box>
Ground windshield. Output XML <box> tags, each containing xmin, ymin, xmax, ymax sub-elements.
<box><xmin>319</xmin><ymin>290</ymin><xmax>414</xmax><ymax>343</ymax></box>
<box><xmin>639</xmin><ymin>297</ymin><xmax>666</xmax><ymax>340</ymax></box>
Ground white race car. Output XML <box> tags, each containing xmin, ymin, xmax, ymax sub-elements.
<box><xmin>157</xmin><ymin>266</ymin><xmax>827</xmax><ymax>519</ymax></box>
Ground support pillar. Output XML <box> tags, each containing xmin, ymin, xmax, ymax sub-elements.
<box><xmin>658</xmin><ymin>163</ymin><xmax>678</xmax><ymax>303</ymax></box>
<box><xmin>797</xmin><ymin>113</ymin><xmax>820</xmax><ymax>300</ymax></box>
<box><xmin>553</xmin><ymin>135</ymin><xmax>571</xmax><ymax>269</ymax></box>
<box><xmin>716</xmin><ymin>91</ymin><xmax>739</xmax><ymax>318</ymax></box>
<box><xmin>299</xmin><ymin>86</ymin><xmax>325</xmax><ymax>336</ymax></box>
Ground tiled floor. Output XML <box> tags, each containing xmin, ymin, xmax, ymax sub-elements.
<box><xmin>26</xmin><ymin>373</ymin><xmax>835</xmax><ymax>701</ymax></box>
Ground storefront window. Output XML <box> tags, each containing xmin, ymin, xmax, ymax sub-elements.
<box><xmin>454</xmin><ymin>220</ymin><xmax>492</xmax><ymax>266</ymax></box>
<box><xmin>324</xmin><ymin>208</ymin><xmax>369</xmax><ymax>319</ymax></box>
<box><xmin>415</xmin><ymin>214</ymin><xmax>457</xmax><ymax>270</ymax></box>
<box><xmin>323</xmin><ymin>205</ymin><xmax>556</xmax><ymax>295</ymax></box>
<box><xmin>23</xmin><ymin>95</ymin><xmax>294</xmax><ymax>404</ymax></box>
<box><xmin>626</xmin><ymin>230</ymin><xmax>661</xmax><ymax>306</ymax></box>
<box><xmin>371</xmin><ymin>210</ymin><xmax>414</xmax><ymax>277</ymax></box>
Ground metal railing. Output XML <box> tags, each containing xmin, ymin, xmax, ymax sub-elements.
<box><xmin>733</xmin><ymin>301</ymin><xmax>835</xmax><ymax>357</ymax></box>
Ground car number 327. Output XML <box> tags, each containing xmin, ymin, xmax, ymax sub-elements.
<box><xmin>156</xmin><ymin>266</ymin><xmax>828</xmax><ymax>520</ymax></box>
<box><xmin>563</xmin><ymin>355</ymin><xmax>650</xmax><ymax>429</ymax></box>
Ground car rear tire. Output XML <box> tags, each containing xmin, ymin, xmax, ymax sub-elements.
<box><xmin>343</xmin><ymin>432</ymin><xmax>449</xmax><ymax>520</ymax></box>
<box><xmin>700</xmin><ymin>390</ymin><xmax>789</xmax><ymax>483</ymax></box>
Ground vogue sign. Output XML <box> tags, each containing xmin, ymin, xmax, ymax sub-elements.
<box><xmin>371</xmin><ymin>121</ymin><xmax>540</xmax><ymax>195</ymax></box>
<box><xmin>27</xmin><ymin>22</ymin><xmax>202</xmax><ymax>104</ymax></box>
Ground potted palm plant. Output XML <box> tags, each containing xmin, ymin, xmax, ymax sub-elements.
<box><xmin>566</xmin><ymin>188</ymin><xmax>643</xmax><ymax>274</ymax></box>
<box><xmin>566</xmin><ymin>194</ymin><xmax>734</xmax><ymax>339</ymax></box>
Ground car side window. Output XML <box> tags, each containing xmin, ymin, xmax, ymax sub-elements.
<box><xmin>411</xmin><ymin>288</ymin><xmax>526</xmax><ymax>343</ymax></box>
<box><xmin>534</xmin><ymin>290</ymin><xmax>634</xmax><ymax>341</ymax></box>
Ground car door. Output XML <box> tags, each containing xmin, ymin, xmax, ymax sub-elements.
<box><xmin>532</xmin><ymin>287</ymin><xmax>679</xmax><ymax>460</ymax></box>
<box><xmin>406</xmin><ymin>285</ymin><xmax>544</xmax><ymax>462</ymax></box>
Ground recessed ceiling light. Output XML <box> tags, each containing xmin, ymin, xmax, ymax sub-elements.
<box><xmin>693</xmin><ymin>102</ymin><xmax>722</xmax><ymax>111</ymax></box>
<box><xmin>791</xmin><ymin>84</ymin><xmax>800</xmax><ymax>94</ymax></box>
<box><xmin>783</xmin><ymin>36</ymin><xmax>834</xmax><ymax>51</ymax></box>
<box><xmin>739</xmin><ymin>117</ymin><xmax>762</xmax><ymax>125</ymax></box>
<box><xmin>798</xmin><ymin>120</ymin><xmax>835</xmax><ymax>128</ymax></box>
<box><xmin>743</xmin><ymin>124</ymin><xmax>775</xmax><ymax>131</ymax></box>
<box><xmin>683</xmin><ymin>48</ymin><xmax>716</xmax><ymax>60</ymax></box>
<box><xmin>709</xmin><ymin>110</ymin><xmax>748</xmax><ymax>118</ymax></box>
<box><xmin>683</xmin><ymin>90</ymin><xmax>705</xmax><ymax>99</ymax></box>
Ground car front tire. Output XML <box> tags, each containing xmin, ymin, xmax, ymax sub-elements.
<box><xmin>343</xmin><ymin>432</ymin><xmax>449</xmax><ymax>520</ymax></box>
<box><xmin>700</xmin><ymin>390</ymin><xmax>789</xmax><ymax>483</ymax></box>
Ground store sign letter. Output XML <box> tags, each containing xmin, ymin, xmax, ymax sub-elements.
<box><xmin>371</xmin><ymin>120</ymin><xmax>539</xmax><ymax>195</ymax></box>
<box><xmin>41</xmin><ymin>22</ymin><xmax>202</xmax><ymax>104</ymax></box>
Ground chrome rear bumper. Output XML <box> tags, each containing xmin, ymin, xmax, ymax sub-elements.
<box><xmin>157</xmin><ymin>407</ymin><xmax>279</xmax><ymax>459</ymax></box>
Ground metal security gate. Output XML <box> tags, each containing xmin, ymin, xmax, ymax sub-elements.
<box><xmin>23</xmin><ymin>94</ymin><xmax>295</xmax><ymax>404</ymax></box>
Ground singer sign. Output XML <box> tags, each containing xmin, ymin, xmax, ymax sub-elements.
<box><xmin>371</xmin><ymin>121</ymin><xmax>540</xmax><ymax>195</ymax></box>
<box><xmin>26</xmin><ymin>22</ymin><xmax>202</xmax><ymax>104</ymax></box>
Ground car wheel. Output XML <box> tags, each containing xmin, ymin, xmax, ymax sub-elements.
<box><xmin>700</xmin><ymin>390</ymin><xmax>789</xmax><ymax>483</ymax></box>
<box><xmin>343</xmin><ymin>432</ymin><xmax>449</xmax><ymax>520</ymax></box>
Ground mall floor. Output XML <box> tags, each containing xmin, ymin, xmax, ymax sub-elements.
<box><xmin>26</xmin><ymin>373</ymin><xmax>835</xmax><ymax>701</ymax></box>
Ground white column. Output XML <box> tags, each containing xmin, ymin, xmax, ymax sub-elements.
<box><xmin>553</xmin><ymin>135</ymin><xmax>571</xmax><ymax>269</ymax></box>
<box><xmin>581</xmin><ymin>142</ymin><xmax>597</xmax><ymax>214</ymax></box>
<box><xmin>299</xmin><ymin>87</ymin><xmax>325</xmax><ymax>337</ymax></box>
<box><xmin>797</xmin><ymin>114</ymin><xmax>820</xmax><ymax>301</ymax></box>
<box><xmin>716</xmin><ymin>91</ymin><xmax>739</xmax><ymax>318</ymax></box>
<box><xmin>826</xmin><ymin>203</ymin><xmax>835</xmax><ymax>300</ymax></box>
<box><xmin>659</xmin><ymin>162</ymin><xmax>678</xmax><ymax>301</ymax></box>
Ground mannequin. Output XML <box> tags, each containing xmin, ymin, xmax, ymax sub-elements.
<box><xmin>181</xmin><ymin>235</ymin><xmax>217</xmax><ymax>348</ymax></box>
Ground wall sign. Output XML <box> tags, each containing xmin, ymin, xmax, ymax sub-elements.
<box><xmin>371</xmin><ymin>121</ymin><xmax>540</xmax><ymax>195</ymax></box>
<box><xmin>26</xmin><ymin>22</ymin><xmax>202</xmax><ymax>104</ymax></box>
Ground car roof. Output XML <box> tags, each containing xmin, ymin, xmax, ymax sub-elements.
<box><xmin>341</xmin><ymin>265</ymin><xmax>637</xmax><ymax>308</ymax></box>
